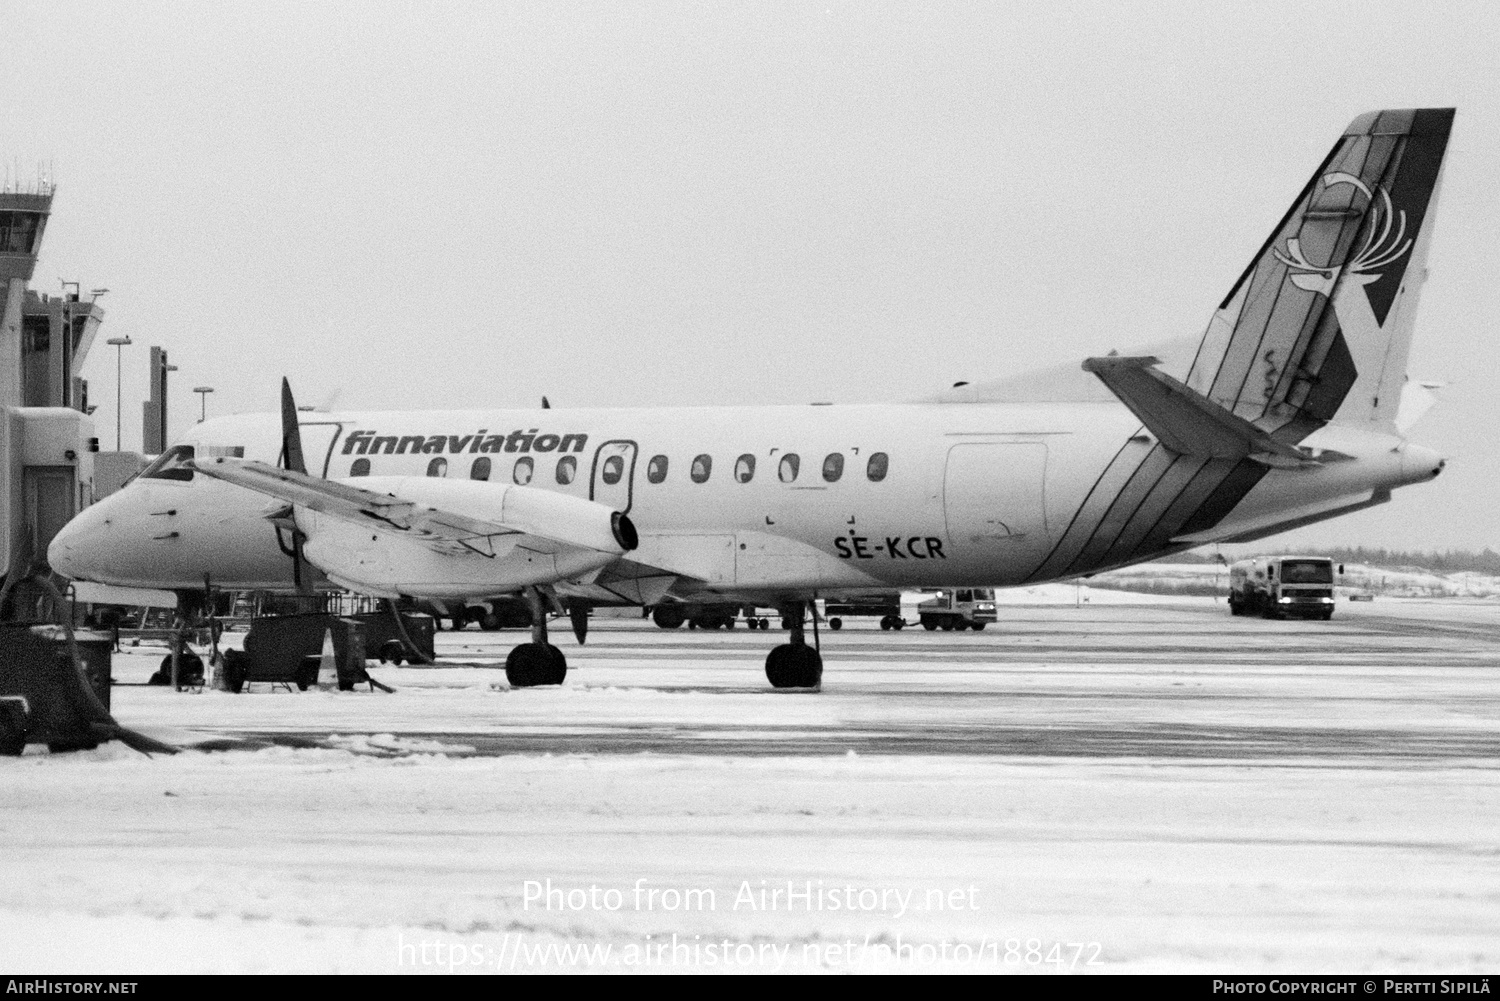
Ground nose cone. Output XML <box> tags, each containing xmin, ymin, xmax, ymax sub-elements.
<box><xmin>1400</xmin><ymin>443</ymin><xmax>1446</xmax><ymax>485</ymax></box>
<box><xmin>47</xmin><ymin>500</ymin><xmax>113</xmax><ymax>581</ymax></box>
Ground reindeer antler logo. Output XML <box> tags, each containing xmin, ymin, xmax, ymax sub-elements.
<box><xmin>1273</xmin><ymin>172</ymin><xmax>1412</xmax><ymax>299</ymax></box>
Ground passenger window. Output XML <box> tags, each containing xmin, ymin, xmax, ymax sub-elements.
<box><xmin>822</xmin><ymin>453</ymin><xmax>843</xmax><ymax>482</ymax></box>
<box><xmin>867</xmin><ymin>452</ymin><xmax>889</xmax><ymax>482</ymax></box>
<box><xmin>778</xmin><ymin>453</ymin><xmax>799</xmax><ymax>483</ymax></box>
<box><xmin>349</xmin><ymin>458</ymin><xmax>370</xmax><ymax>477</ymax></box>
<box><xmin>426</xmin><ymin>457</ymin><xmax>448</xmax><ymax>477</ymax></box>
<box><xmin>556</xmin><ymin>455</ymin><xmax>576</xmax><ymax>485</ymax></box>
<box><xmin>601</xmin><ymin>455</ymin><xmax>624</xmax><ymax>485</ymax></box>
<box><xmin>470</xmin><ymin>457</ymin><xmax>491</xmax><ymax>481</ymax></box>
<box><xmin>691</xmin><ymin>454</ymin><xmax>712</xmax><ymax>483</ymax></box>
<box><xmin>647</xmin><ymin>454</ymin><xmax>668</xmax><ymax>484</ymax></box>
<box><xmin>513</xmin><ymin>456</ymin><xmax>534</xmax><ymax>485</ymax></box>
<box><xmin>735</xmin><ymin>454</ymin><xmax>755</xmax><ymax>483</ymax></box>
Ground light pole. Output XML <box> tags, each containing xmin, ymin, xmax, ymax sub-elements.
<box><xmin>105</xmin><ymin>336</ymin><xmax>133</xmax><ymax>451</ymax></box>
<box><xmin>193</xmin><ymin>386</ymin><xmax>214</xmax><ymax>422</ymax></box>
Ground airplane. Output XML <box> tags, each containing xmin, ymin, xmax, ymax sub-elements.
<box><xmin>48</xmin><ymin>107</ymin><xmax>1455</xmax><ymax>689</ymax></box>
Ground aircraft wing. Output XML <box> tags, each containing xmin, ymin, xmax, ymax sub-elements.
<box><xmin>187</xmin><ymin>456</ymin><xmax>637</xmax><ymax>557</ymax></box>
<box><xmin>1082</xmin><ymin>355</ymin><xmax>1308</xmax><ymax>465</ymax></box>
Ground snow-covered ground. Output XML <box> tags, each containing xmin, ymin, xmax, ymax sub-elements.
<box><xmin>3</xmin><ymin>598</ymin><xmax>1498</xmax><ymax>973</ymax></box>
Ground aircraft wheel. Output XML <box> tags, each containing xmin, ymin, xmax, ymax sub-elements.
<box><xmin>152</xmin><ymin>653</ymin><xmax>204</xmax><ymax>687</ymax></box>
<box><xmin>652</xmin><ymin>605</ymin><xmax>686</xmax><ymax>629</ymax></box>
<box><xmin>506</xmin><ymin>643</ymin><xmax>567</xmax><ymax>687</ymax></box>
<box><xmin>765</xmin><ymin>644</ymin><xmax>822</xmax><ymax>689</ymax></box>
<box><xmin>830</xmin><ymin>617</ymin><xmax>843</xmax><ymax>631</ymax></box>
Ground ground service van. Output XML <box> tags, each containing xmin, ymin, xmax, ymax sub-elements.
<box><xmin>1228</xmin><ymin>557</ymin><xmax>1338</xmax><ymax>620</ymax></box>
<box><xmin>917</xmin><ymin>589</ymin><xmax>998</xmax><ymax>631</ymax></box>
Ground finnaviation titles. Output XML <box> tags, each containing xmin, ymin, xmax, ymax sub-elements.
<box><xmin>341</xmin><ymin>429</ymin><xmax>588</xmax><ymax>457</ymax></box>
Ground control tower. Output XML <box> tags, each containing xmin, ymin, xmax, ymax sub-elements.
<box><xmin>0</xmin><ymin>181</ymin><xmax>99</xmax><ymax>608</ymax></box>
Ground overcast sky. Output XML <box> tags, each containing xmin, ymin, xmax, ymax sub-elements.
<box><xmin>5</xmin><ymin>0</ymin><xmax>1497</xmax><ymax>552</ymax></box>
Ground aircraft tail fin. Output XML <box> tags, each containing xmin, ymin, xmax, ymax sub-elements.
<box><xmin>1184</xmin><ymin>109</ymin><xmax>1454</xmax><ymax>438</ymax></box>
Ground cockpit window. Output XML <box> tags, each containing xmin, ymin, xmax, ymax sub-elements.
<box><xmin>139</xmin><ymin>444</ymin><xmax>197</xmax><ymax>481</ymax></box>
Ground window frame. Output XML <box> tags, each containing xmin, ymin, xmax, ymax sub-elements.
<box><xmin>646</xmin><ymin>454</ymin><xmax>669</xmax><ymax>484</ymax></box>
<box><xmin>778</xmin><ymin>453</ymin><xmax>800</xmax><ymax>483</ymax></box>
<box><xmin>734</xmin><ymin>453</ymin><xmax>756</xmax><ymax>484</ymax></box>
<box><xmin>821</xmin><ymin>452</ymin><xmax>844</xmax><ymax>482</ymax></box>
<box><xmin>690</xmin><ymin>454</ymin><xmax>713</xmax><ymax>483</ymax></box>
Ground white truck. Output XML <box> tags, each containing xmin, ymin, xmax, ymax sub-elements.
<box><xmin>1228</xmin><ymin>556</ymin><xmax>1337</xmax><ymax>620</ymax></box>
<box><xmin>916</xmin><ymin>589</ymin><xmax>998</xmax><ymax>631</ymax></box>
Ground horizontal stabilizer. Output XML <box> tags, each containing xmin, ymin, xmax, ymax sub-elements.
<box><xmin>1082</xmin><ymin>355</ymin><xmax>1306</xmax><ymax>464</ymax></box>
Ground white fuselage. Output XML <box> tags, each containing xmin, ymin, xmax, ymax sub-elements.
<box><xmin>49</xmin><ymin>400</ymin><xmax>1443</xmax><ymax>600</ymax></box>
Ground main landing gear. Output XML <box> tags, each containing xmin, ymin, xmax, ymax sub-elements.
<box><xmin>765</xmin><ymin>601</ymin><xmax>822</xmax><ymax>689</ymax></box>
<box><xmin>505</xmin><ymin>587</ymin><xmax>566</xmax><ymax>688</ymax></box>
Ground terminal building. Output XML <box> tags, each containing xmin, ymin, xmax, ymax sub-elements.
<box><xmin>0</xmin><ymin>182</ymin><xmax>101</xmax><ymax>613</ymax></box>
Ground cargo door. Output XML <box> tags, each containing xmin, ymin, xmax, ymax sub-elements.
<box><xmin>942</xmin><ymin>443</ymin><xmax>1050</xmax><ymax>580</ymax></box>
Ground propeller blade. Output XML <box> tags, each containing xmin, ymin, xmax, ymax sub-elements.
<box><xmin>280</xmin><ymin>378</ymin><xmax>307</xmax><ymax>475</ymax></box>
<box><xmin>569</xmin><ymin>602</ymin><xmax>588</xmax><ymax>645</ymax></box>
<box><xmin>278</xmin><ymin>378</ymin><xmax>315</xmax><ymax>592</ymax></box>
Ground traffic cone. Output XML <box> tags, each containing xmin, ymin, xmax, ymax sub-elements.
<box><xmin>317</xmin><ymin>628</ymin><xmax>338</xmax><ymax>689</ymax></box>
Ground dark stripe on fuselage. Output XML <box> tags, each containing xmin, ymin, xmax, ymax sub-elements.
<box><xmin>1025</xmin><ymin>437</ymin><xmax>1152</xmax><ymax>583</ymax></box>
<box><xmin>1094</xmin><ymin>453</ymin><xmax>1211</xmax><ymax>569</ymax></box>
<box><xmin>1062</xmin><ymin>444</ymin><xmax>1178</xmax><ymax>577</ymax></box>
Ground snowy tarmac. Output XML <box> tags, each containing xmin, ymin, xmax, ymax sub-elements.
<box><xmin>3</xmin><ymin>595</ymin><xmax>1498</xmax><ymax>973</ymax></box>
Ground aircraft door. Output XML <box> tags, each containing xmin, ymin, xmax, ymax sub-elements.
<box><xmin>590</xmin><ymin>440</ymin><xmax>638</xmax><ymax>515</ymax></box>
<box><xmin>296</xmin><ymin>422</ymin><xmax>345</xmax><ymax>478</ymax></box>
<box><xmin>943</xmin><ymin>443</ymin><xmax>1050</xmax><ymax>583</ymax></box>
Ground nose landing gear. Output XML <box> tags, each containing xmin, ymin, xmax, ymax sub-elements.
<box><xmin>764</xmin><ymin>601</ymin><xmax>822</xmax><ymax>689</ymax></box>
<box><xmin>505</xmin><ymin>587</ymin><xmax>567</xmax><ymax>687</ymax></box>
